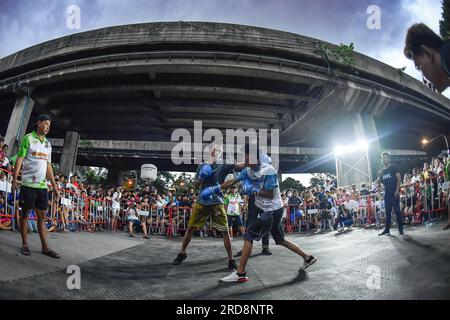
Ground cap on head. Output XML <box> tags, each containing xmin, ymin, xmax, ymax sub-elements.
<box><xmin>34</xmin><ymin>114</ymin><xmax>51</xmax><ymax>130</ymax></box>
<box><xmin>36</xmin><ymin>114</ymin><xmax>51</xmax><ymax>122</ymax></box>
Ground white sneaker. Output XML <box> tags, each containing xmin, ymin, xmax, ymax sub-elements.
<box><xmin>301</xmin><ymin>255</ymin><xmax>317</xmax><ymax>270</ymax></box>
<box><xmin>220</xmin><ymin>271</ymin><xmax>248</xmax><ymax>283</ymax></box>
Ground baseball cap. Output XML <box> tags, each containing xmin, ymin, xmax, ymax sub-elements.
<box><xmin>37</xmin><ymin>114</ymin><xmax>51</xmax><ymax>122</ymax></box>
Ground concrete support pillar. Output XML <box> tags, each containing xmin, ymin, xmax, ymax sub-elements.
<box><xmin>107</xmin><ymin>169</ymin><xmax>125</xmax><ymax>186</ymax></box>
<box><xmin>118</xmin><ymin>171</ymin><xmax>125</xmax><ymax>186</ymax></box>
<box><xmin>4</xmin><ymin>93</ymin><xmax>35</xmax><ymax>157</ymax></box>
<box><xmin>59</xmin><ymin>131</ymin><xmax>80</xmax><ymax>177</ymax></box>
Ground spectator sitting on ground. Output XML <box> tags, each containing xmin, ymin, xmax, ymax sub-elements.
<box><xmin>126</xmin><ymin>202</ymin><xmax>148</xmax><ymax>239</ymax></box>
<box><xmin>336</xmin><ymin>205</ymin><xmax>353</xmax><ymax>232</ymax></box>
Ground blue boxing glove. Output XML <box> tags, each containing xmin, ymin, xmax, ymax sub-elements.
<box><xmin>200</xmin><ymin>184</ymin><xmax>221</xmax><ymax>201</ymax></box>
<box><xmin>198</xmin><ymin>163</ymin><xmax>213</xmax><ymax>181</ymax></box>
<box><xmin>242</xmin><ymin>180</ymin><xmax>260</xmax><ymax>196</ymax></box>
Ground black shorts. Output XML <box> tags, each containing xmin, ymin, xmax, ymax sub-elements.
<box><xmin>244</xmin><ymin>207</ymin><xmax>285</xmax><ymax>245</ymax></box>
<box><xmin>128</xmin><ymin>219</ymin><xmax>141</xmax><ymax>227</ymax></box>
<box><xmin>19</xmin><ymin>186</ymin><xmax>49</xmax><ymax>212</ymax></box>
<box><xmin>227</xmin><ymin>215</ymin><xmax>244</xmax><ymax>227</ymax></box>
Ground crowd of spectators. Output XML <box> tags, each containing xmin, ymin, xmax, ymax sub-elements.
<box><xmin>1</xmin><ymin>147</ymin><xmax>449</xmax><ymax>237</ymax></box>
<box><xmin>282</xmin><ymin>152</ymin><xmax>450</xmax><ymax>233</ymax></box>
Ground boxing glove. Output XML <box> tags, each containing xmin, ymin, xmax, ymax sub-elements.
<box><xmin>198</xmin><ymin>164</ymin><xmax>213</xmax><ymax>180</ymax></box>
<box><xmin>242</xmin><ymin>180</ymin><xmax>260</xmax><ymax>195</ymax></box>
<box><xmin>200</xmin><ymin>184</ymin><xmax>221</xmax><ymax>201</ymax></box>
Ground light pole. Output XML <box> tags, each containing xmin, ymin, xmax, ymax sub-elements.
<box><xmin>422</xmin><ymin>134</ymin><xmax>449</xmax><ymax>151</ymax></box>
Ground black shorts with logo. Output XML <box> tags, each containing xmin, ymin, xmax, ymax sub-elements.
<box><xmin>19</xmin><ymin>186</ymin><xmax>49</xmax><ymax>212</ymax></box>
<box><xmin>244</xmin><ymin>207</ymin><xmax>285</xmax><ymax>245</ymax></box>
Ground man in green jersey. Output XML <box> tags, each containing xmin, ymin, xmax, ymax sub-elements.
<box><xmin>12</xmin><ymin>114</ymin><xmax>60</xmax><ymax>258</ymax></box>
<box><xmin>224</xmin><ymin>186</ymin><xmax>245</xmax><ymax>239</ymax></box>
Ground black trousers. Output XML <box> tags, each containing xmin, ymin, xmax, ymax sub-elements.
<box><xmin>247</xmin><ymin>195</ymin><xmax>270</xmax><ymax>248</ymax></box>
<box><xmin>384</xmin><ymin>195</ymin><xmax>403</xmax><ymax>233</ymax></box>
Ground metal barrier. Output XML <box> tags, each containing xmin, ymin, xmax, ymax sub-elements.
<box><xmin>2</xmin><ymin>166</ymin><xmax>447</xmax><ymax>236</ymax></box>
<box><xmin>281</xmin><ymin>180</ymin><xmax>448</xmax><ymax>233</ymax></box>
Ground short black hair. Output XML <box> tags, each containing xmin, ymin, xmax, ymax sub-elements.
<box><xmin>404</xmin><ymin>23</ymin><xmax>444</xmax><ymax>59</ymax></box>
<box><xmin>381</xmin><ymin>151</ymin><xmax>390</xmax><ymax>158</ymax></box>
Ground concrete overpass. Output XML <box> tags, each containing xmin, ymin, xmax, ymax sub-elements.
<box><xmin>0</xmin><ymin>21</ymin><xmax>448</xmax><ymax>177</ymax></box>
<box><xmin>47</xmin><ymin>138</ymin><xmax>428</xmax><ymax>177</ymax></box>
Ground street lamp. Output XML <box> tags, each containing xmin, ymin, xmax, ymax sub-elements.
<box><xmin>421</xmin><ymin>134</ymin><xmax>449</xmax><ymax>150</ymax></box>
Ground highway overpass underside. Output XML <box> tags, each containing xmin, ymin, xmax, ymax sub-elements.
<box><xmin>0</xmin><ymin>22</ymin><xmax>448</xmax><ymax>176</ymax></box>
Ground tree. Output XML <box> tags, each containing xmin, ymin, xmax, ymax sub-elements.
<box><xmin>280</xmin><ymin>177</ymin><xmax>305</xmax><ymax>192</ymax></box>
<box><xmin>440</xmin><ymin>0</ymin><xmax>450</xmax><ymax>39</ymax></box>
<box><xmin>150</xmin><ymin>171</ymin><xmax>176</xmax><ymax>194</ymax></box>
<box><xmin>84</xmin><ymin>167</ymin><xmax>108</xmax><ymax>185</ymax></box>
<box><xmin>173</xmin><ymin>172</ymin><xmax>195</xmax><ymax>194</ymax></box>
<box><xmin>309</xmin><ymin>173</ymin><xmax>336</xmax><ymax>190</ymax></box>
<box><xmin>309</xmin><ymin>175</ymin><xmax>323</xmax><ymax>190</ymax></box>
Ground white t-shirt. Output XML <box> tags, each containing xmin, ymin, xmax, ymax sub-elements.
<box><xmin>127</xmin><ymin>208</ymin><xmax>138</xmax><ymax>221</ymax></box>
<box><xmin>344</xmin><ymin>200</ymin><xmax>358</xmax><ymax>211</ymax></box>
<box><xmin>112</xmin><ymin>192</ymin><xmax>121</xmax><ymax>209</ymax></box>
<box><xmin>156</xmin><ymin>199</ymin><xmax>166</xmax><ymax>209</ymax></box>
<box><xmin>236</xmin><ymin>163</ymin><xmax>283</xmax><ymax>212</ymax></box>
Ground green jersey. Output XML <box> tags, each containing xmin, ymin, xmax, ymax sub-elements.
<box><xmin>224</xmin><ymin>193</ymin><xmax>242</xmax><ymax>216</ymax></box>
<box><xmin>17</xmin><ymin>131</ymin><xmax>52</xmax><ymax>189</ymax></box>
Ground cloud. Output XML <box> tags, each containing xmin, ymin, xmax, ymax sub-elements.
<box><xmin>0</xmin><ymin>0</ymin><xmax>446</xmax><ymax>97</ymax></box>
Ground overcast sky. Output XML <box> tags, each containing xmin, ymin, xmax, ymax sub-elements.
<box><xmin>0</xmin><ymin>0</ymin><xmax>443</xmax><ymax>81</ymax></box>
<box><xmin>0</xmin><ymin>0</ymin><xmax>444</xmax><ymax>185</ymax></box>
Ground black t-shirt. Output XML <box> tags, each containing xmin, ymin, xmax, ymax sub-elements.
<box><xmin>380</xmin><ymin>164</ymin><xmax>400</xmax><ymax>197</ymax></box>
<box><xmin>288</xmin><ymin>196</ymin><xmax>302</xmax><ymax>207</ymax></box>
<box><xmin>360</xmin><ymin>188</ymin><xmax>370</xmax><ymax>196</ymax></box>
<box><xmin>320</xmin><ymin>199</ymin><xmax>332</xmax><ymax>210</ymax></box>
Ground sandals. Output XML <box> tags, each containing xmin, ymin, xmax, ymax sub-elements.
<box><xmin>42</xmin><ymin>250</ymin><xmax>60</xmax><ymax>259</ymax></box>
<box><xmin>20</xmin><ymin>247</ymin><xmax>31</xmax><ymax>256</ymax></box>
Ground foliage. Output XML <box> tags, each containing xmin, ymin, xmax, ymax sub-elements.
<box><xmin>78</xmin><ymin>140</ymin><xmax>93</xmax><ymax>149</ymax></box>
<box><xmin>85</xmin><ymin>167</ymin><xmax>108</xmax><ymax>185</ymax></box>
<box><xmin>440</xmin><ymin>0</ymin><xmax>450</xmax><ymax>39</ymax></box>
<box><xmin>280</xmin><ymin>177</ymin><xmax>305</xmax><ymax>192</ymax></box>
<box><xmin>315</xmin><ymin>42</ymin><xmax>357</xmax><ymax>80</ymax></box>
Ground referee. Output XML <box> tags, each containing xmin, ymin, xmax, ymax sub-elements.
<box><xmin>377</xmin><ymin>152</ymin><xmax>404</xmax><ymax>236</ymax></box>
<box><xmin>12</xmin><ymin>114</ymin><xmax>61</xmax><ymax>258</ymax></box>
